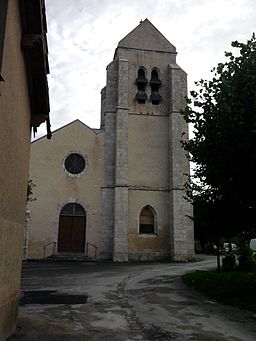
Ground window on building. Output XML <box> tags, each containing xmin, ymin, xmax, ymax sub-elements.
<box><xmin>136</xmin><ymin>68</ymin><xmax>147</xmax><ymax>104</ymax></box>
<box><xmin>139</xmin><ymin>206</ymin><xmax>155</xmax><ymax>234</ymax></box>
<box><xmin>150</xmin><ymin>69</ymin><xmax>161</xmax><ymax>105</ymax></box>
<box><xmin>64</xmin><ymin>153</ymin><xmax>86</xmax><ymax>175</ymax></box>
<box><xmin>60</xmin><ymin>203</ymin><xmax>86</xmax><ymax>217</ymax></box>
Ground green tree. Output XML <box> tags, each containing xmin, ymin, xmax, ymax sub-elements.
<box><xmin>182</xmin><ymin>34</ymin><xmax>256</xmax><ymax>240</ymax></box>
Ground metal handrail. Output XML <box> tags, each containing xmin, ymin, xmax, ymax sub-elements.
<box><xmin>43</xmin><ymin>241</ymin><xmax>56</xmax><ymax>258</ymax></box>
<box><xmin>86</xmin><ymin>242</ymin><xmax>98</xmax><ymax>259</ymax></box>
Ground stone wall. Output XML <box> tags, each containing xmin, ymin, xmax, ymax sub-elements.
<box><xmin>100</xmin><ymin>59</ymin><xmax>118</xmax><ymax>259</ymax></box>
<box><xmin>0</xmin><ymin>1</ymin><xmax>31</xmax><ymax>339</ymax></box>
<box><xmin>168</xmin><ymin>65</ymin><xmax>194</xmax><ymax>260</ymax></box>
<box><xmin>104</xmin><ymin>19</ymin><xmax>195</xmax><ymax>262</ymax></box>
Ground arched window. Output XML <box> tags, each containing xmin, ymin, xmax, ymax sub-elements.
<box><xmin>139</xmin><ymin>206</ymin><xmax>155</xmax><ymax>234</ymax></box>
<box><xmin>150</xmin><ymin>69</ymin><xmax>161</xmax><ymax>105</ymax></box>
<box><xmin>60</xmin><ymin>203</ymin><xmax>86</xmax><ymax>216</ymax></box>
<box><xmin>136</xmin><ymin>68</ymin><xmax>147</xmax><ymax>104</ymax></box>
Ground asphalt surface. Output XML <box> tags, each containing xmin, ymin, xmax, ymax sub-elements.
<box><xmin>11</xmin><ymin>255</ymin><xmax>256</xmax><ymax>340</ymax></box>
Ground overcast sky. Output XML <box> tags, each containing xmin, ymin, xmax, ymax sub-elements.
<box><xmin>36</xmin><ymin>0</ymin><xmax>256</xmax><ymax>139</ymax></box>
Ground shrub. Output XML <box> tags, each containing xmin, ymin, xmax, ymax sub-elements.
<box><xmin>222</xmin><ymin>253</ymin><xmax>236</xmax><ymax>272</ymax></box>
<box><xmin>238</xmin><ymin>245</ymin><xmax>256</xmax><ymax>272</ymax></box>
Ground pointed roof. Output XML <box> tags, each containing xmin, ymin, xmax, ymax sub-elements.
<box><xmin>31</xmin><ymin>119</ymin><xmax>103</xmax><ymax>144</ymax></box>
<box><xmin>117</xmin><ymin>19</ymin><xmax>176</xmax><ymax>53</ymax></box>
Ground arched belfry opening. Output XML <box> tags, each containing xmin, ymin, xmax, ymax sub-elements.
<box><xmin>58</xmin><ymin>203</ymin><xmax>86</xmax><ymax>253</ymax></box>
<box><xmin>150</xmin><ymin>69</ymin><xmax>161</xmax><ymax>105</ymax></box>
<box><xmin>136</xmin><ymin>68</ymin><xmax>147</xmax><ymax>103</ymax></box>
<box><xmin>139</xmin><ymin>205</ymin><xmax>156</xmax><ymax>234</ymax></box>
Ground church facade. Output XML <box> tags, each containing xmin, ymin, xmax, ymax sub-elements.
<box><xmin>28</xmin><ymin>19</ymin><xmax>194</xmax><ymax>262</ymax></box>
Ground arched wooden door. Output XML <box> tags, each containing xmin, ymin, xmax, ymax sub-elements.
<box><xmin>58</xmin><ymin>203</ymin><xmax>86</xmax><ymax>253</ymax></box>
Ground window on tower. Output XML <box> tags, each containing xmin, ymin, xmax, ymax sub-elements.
<box><xmin>136</xmin><ymin>68</ymin><xmax>147</xmax><ymax>104</ymax></box>
<box><xmin>139</xmin><ymin>206</ymin><xmax>156</xmax><ymax>234</ymax></box>
<box><xmin>150</xmin><ymin>69</ymin><xmax>161</xmax><ymax>105</ymax></box>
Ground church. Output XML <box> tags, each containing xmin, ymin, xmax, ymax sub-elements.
<box><xmin>27</xmin><ymin>19</ymin><xmax>194</xmax><ymax>262</ymax></box>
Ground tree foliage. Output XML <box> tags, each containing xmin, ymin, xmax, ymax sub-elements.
<box><xmin>27</xmin><ymin>179</ymin><xmax>36</xmax><ymax>202</ymax></box>
<box><xmin>182</xmin><ymin>34</ymin><xmax>256</xmax><ymax>238</ymax></box>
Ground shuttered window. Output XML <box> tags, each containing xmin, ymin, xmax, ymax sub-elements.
<box><xmin>150</xmin><ymin>69</ymin><xmax>161</xmax><ymax>105</ymax></box>
<box><xmin>136</xmin><ymin>68</ymin><xmax>147</xmax><ymax>103</ymax></box>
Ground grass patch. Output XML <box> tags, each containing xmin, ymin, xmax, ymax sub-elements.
<box><xmin>183</xmin><ymin>271</ymin><xmax>256</xmax><ymax>312</ymax></box>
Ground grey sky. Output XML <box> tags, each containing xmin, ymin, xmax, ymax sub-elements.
<box><xmin>36</xmin><ymin>0</ymin><xmax>256</xmax><ymax>139</ymax></box>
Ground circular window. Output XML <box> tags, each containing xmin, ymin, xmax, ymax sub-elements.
<box><xmin>64</xmin><ymin>153</ymin><xmax>85</xmax><ymax>174</ymax></box>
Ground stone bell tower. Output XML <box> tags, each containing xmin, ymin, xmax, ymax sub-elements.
<box><xmin>100</xmin><ymin>19</ymin><xmax>194</xmax><ymax>262</ymax></box>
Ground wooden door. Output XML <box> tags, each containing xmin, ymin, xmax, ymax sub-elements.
<box><xmin>71</xmin><ymin>216</ymin><xmax>85</xmax><ymax>252</ymax></box>
<box><xmin>58</xmin><ymin>215</ymin><xmax>86</xmax><ymax>252</ymax></box>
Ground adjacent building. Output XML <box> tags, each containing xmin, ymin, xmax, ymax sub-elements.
<box><xmin>28</xmin><ymin>19</ymin><xmax>194</xmax><ymax>263</ymax></box>
<box><xmin>0</xmin><ymin>1</ymin><xmax>51</xmax><ymax>339</ymax></box>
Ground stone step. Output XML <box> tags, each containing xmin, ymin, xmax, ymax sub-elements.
<box><xmin>47</xmin><ymin>254</ymin><xmax>96</xmax><ymax>262</ymax></box>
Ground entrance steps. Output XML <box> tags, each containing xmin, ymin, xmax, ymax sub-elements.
<box><xmin>47</xmin><ymin>253</ymin><xmax>96</xmax><ymax>262</ymax></box>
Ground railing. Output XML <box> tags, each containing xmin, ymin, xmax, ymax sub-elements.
<box><xmin>86</xmin><ymin>242</ymin><xmax>98</xmax><ymax>260</ymax></box>
<box><xmin>42</xmin><ymin>241</ymin><xmax>98</xmax><ymax>260</ymax></box>
<box><xmin>43</xmin><ymin>241</ymin><xmax>56</xmax><ymax>258</ymax></box>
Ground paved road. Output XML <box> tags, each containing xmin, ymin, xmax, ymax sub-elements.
<box><xmin>12</xmin><ymin>256</ymin><xmax>256</xmax><ymax>340</ymax></box>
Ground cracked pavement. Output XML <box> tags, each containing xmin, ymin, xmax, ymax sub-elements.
<box><xmin>11</xmin><ymin>255</ymin><xmax>256</xmax><ymax>340</ymax></box>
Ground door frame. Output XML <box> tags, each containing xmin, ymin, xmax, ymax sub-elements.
<box><xmin>57</xmin><ymin>203</ymin><xmax>86</xmax><ymax>253</ymax></box>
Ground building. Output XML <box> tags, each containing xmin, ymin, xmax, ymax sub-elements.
<box><xmin>28</xmin><ymin>19</ymin><xmax>194</xmax><ymax>262</ymax></box>
<box><xmin>0</xmin><ymin>0</ymin><xmax>51</xmax><ymax>339</ymax></box>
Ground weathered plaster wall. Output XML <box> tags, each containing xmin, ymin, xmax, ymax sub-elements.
<box><xmin>128</xmin><ymin>115</ymin><xmax>169</xmax><ymax>187</ymax></box>
<box><xmin>0</xmin><ymin>1</ymin><xmax>31</xmax><ymax>339</ymax></box>
<box><xmin>28</xmin><ymin>121</ymin><xmax>104</xmax><ymax>259</ymax></box>
<box><xmin>128</xmin><ymin>191</ymin><xmax>170</xmax><ymax>260</ymax></box>
<box><xmin>127</xmin><ymin>115</ymin><xmax>170</xmax><ymax>259</ymax></box>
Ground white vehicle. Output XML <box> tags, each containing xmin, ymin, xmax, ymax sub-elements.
<box><xmin>249</xmin><ymin>239</ymin><xmax>256</xmax><ymax>254</ymax></box>
<box><xmin>223</xmin><ymin>243</ymin><xmax>237</xmax><ymax>253</ymax></box>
